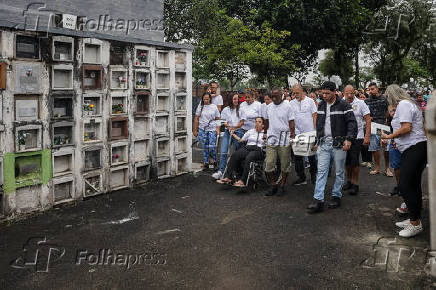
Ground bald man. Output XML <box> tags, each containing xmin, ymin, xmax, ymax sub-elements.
<box><xmin>343</xmin><ymin>85</ymin><xmax>371</xmax><ymax>195</ymax></box>
<box><xmin>289</xmin><ymin>84</ymin><xmax>318</xmax><ymax>184</ymax></box>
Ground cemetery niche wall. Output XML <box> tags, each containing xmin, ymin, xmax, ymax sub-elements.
<box><xmin>0</xmin><ymin>27</ymin><xmax>192</xmax><ymax>218</ymax></box>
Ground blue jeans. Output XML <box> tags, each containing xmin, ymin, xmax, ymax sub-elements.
<box><xmin>198</xmin><ymin>129</ymin><xmax>217</xmax><ymax>164</ymax></box>
<box><xmin>219</xmin><ymin>129</ymin><xmax>244</xmax><ymax>172</ymax></box>
<box><xmin>313</xmin><ymin>138</ymin><xmax>347</xmax><ymax>202</ymax></box>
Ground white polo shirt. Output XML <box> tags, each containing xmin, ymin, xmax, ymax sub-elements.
<box><xmin>350</xmin><ymin>97</ymin><xmax>370</xmax><ymax>139</ymax></box>
<box><xmin>289</xmin><ymin>97</ymin><xmax>317</xmax><ymax>135</ymax></box>
<box><xmin>220</xmin><ymin>106</ymin><xmax>242</xmax><ymax>127</ymax></box>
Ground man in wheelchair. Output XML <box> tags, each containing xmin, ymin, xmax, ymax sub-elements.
<box><xmin>217</xmin><ymin>117</ymin><xmax>266</xmax><ymax>187</ymax></box>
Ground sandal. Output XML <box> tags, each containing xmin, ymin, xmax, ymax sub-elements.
<box><xmin>385</xmin><ymin>169</ymin><xmax>393</xmax><ymax>177</ymax></box>
<box><xmin>217</xmin><ymin>178</ymin><xmax>232</xmax><ymax>185</ymax></box>
<box><xmin>369</xmin><ymin>170</ymin><xmax>380</xmax><ymax>175</ymax></box>
<box><xmin>233</xmin><ymin>181</ymin><xmax>246</xmax><ymax>188</ymax></box>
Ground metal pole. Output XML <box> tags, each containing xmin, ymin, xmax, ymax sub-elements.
<box><xmin>425</xmin><ymin>91</ymin><xmax>436</xmax><ymax>277</ymax></box>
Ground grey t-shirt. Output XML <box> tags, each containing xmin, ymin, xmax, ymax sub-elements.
<box><xmin>324</xmin><ymin>103</ymin><xmax>332</xmax><ymax>137</ymax></box>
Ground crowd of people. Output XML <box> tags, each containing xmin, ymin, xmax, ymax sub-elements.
<box><xmin>193</xmin><ymin>80</ymin><xmax>431</xmax><ymax>238</ymax></box>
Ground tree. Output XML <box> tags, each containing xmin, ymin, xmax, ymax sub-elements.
<box><xmin>318</xmin><ymin>49</ymin><xmax>353</xmax><ymax>85</ymax></box>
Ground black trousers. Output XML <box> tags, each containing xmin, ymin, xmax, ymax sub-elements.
<box><xmin>399</xmin><ymin>141</ymin><xmax>427</xmax><ymax>220</ymax></box>
<box><xmin>294</xmin><ymin>155</ymin><xmax>317</xmax><ymax>180</ymax></box>
<box><xmin>225</xmin><ymin>145</ymin><xmax>264</xmax><ymax>183</ymax></box>
<box><xmin>360</xmin><ymin>144</ymin><xmax>372</xmax><ymax>162</ymax></box>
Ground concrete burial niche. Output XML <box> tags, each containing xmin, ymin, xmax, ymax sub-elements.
<box><xmin>135</xmin><ymin>161</ymin><xmax>150</xmax><ymax>184</ymax></box>
<box><xmin>52</xmin><ymin>95</ymin><xmax>73</xmax><ymax>119</ymax></box>
<box><xmin>175</xmin><ymin>51</ymin><xmax>186</xmax><ymax>71</ymax></box>
<box><xmin>52</xmin><ymin>36</ymin><xmax>74</xmax><ymax>62</ymax></box>
<box><xmin>52</xmin><ymin>121</ymin><xmax>74</xmax><ymax>147</ymax></box>
<box><xmin>83</xmin><ymin>95</ymin><xmax>102</xmax><ymax>116</ymax></box>
<box><xmin>134</xmin><ymin>47</ymin><xmax>150</xmax><ymax>67</ymax></box>
<box><xmin>135</xmin><ymin>92</ymin><xmax>150</xmax><ymax>114</ymax></box>
<box><xmin>14</xmin><ymin>63</ymin><xmax>41</xmax><ymax>94</ymax></box>
<box><xmin>83</xmin><ymin>148</ymin><xmax>102</xmax><ymax>171</ymax></box>
<box><xmin>155</xmin><ymin>115</ymin><xmax>169</xmax><ymax>136</ymax></box>
<box><xmin>15</xmin><ymin>125</ymin><xmax>42</xmax><ymax>152</ymax></box>
<box><xmin>83</xmin><ymin>39</ymin><xmax>102</xmax><ymax>64</ymax></box>
<box><xmin>83</xmin><ymin>118</ymin><xmax>102</xmax><ymax>143</ymax></box>
<box><xmin>111</xmin><ymin>96</ymin><xmax>127</xmax><ymax>115</ymax></box>
<box><xmin>82</xmin><ymin>65</ymin><xmax>103</xmax><ymax>90</ymax></box>
<box><xmin>157</xmin><ymin>158</ymin><xmax>170</xmax><ymax>177</ymax></box>
<box><xmin>110</xmin><ymin>66</ymin><xmax>128</xmax><ymax>90</ymax></box>
<box><xmin>175</xmin><ymin>93</ymin><xmax>187</xmax><ymax>112</ymax></box>
<box><xmin>176</xmin><ymin>155</ymin><xmax>188</xmax><ymax>175</ymax></box>
<box><xmin>157</xmin><ymin>93</ymin><xmax>170</xmax><ymax>112</ymax></box>
<box><xmin>52</xmin><ymin>64</ymin><xmax>73</xmax><ymax>90</ymax></box>
<box><xmin>15</xmin><ymin>35</ymin><xmax>40</xmax><ymax>59</ymax></box>
<box><xmin>175</xmin><ymin>72</ymin><xmax>187</xmax><ymax>92</ymax></box>
<box><xmin>110</xmin><ymin>117</ymin><xmax>129</xmax><ymax>141</ymax></box>
<box><xmin>175</xmin><ymin>136</ymin><xmax>187</xmax><ymax>154</ymax></box>
<box><xmin>156</xmin><ymin>51</ymin><xmax>169</xmax><ymax>68</ymax></box>
<box><xmin>0</xmin><ymin>62</ymin><xmax>6</xmax><ymax>90</ymax></box>
<box><xmin>52</xmin><ymin>150</ymin><xmax>74</xmax><ymax>177</ymax></box>
<box><xmin>134</xmin><ymin>118</ymin><xmax>151</xmax><ymax>140</ymax></box>
<box><xmin>156</xmin><ymin>70</ymin><xmax>170</xmax><ymax>90</ymax></box>
<box><xmin>15</xmin><ymin>95</ymin><xmax>39</xmax><ymax>121</ymax></box>
<box><xmin>135</xmin><ymin>69</ymin><xmax>151</xmax><ymax>90</ymax></box>
<box><xmin>175</xmin><ymin>115</ymin><xmax>187</xmax><ymax>133</ymax></box>
<box><xmin>111</xmin><ymin>142</ymin><xmax>129</xmax><ymax>165</ymax></box>
<box><xmin>52</xmin><ymin>175</ymin><xmax>74</xmax><ymax>204</ymax></box>
<box><xmin>83</xmin><ymin>173</ymin><xmax>102</xmax><ymax>197</ymax></box>
<box><xmin>110</xmin><ymin>166</ymin><xmax>129</xmax><ymax>190</ymax></box>
<box><xmin>156</xmin><ymin>138</ymin><xmax>170</xmax><ymax>157</ymax></box>
<box><xmin>134</xmin><ymin>140</ymin><xmax>150</xmax><ymax>162</ymax></box>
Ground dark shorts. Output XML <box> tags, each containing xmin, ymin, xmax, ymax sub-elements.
<box><xmin>346</xmin><ymin>139</ymin><xmax>363</xmax><ymax>167</ymax></box>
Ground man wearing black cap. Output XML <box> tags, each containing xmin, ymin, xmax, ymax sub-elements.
<box><xmin>307</xmin><ymin>81</ymin><xmax>357</xmax><ymax>213</ymax></box>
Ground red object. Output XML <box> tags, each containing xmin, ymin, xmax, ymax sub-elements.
<box><xmin>239</xmin><ymin>96</ymin><xmax>245</xmax><ymax>103</ymax></box>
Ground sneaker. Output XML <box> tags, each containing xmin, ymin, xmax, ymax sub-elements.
<box><xmin>307</xmin><ymin>199</ymin><xmax>324</xmax><ymax>214</ymax></box>
<box><xmin>395</xmin><ymin>219</ymin><xmax>411</xmax><ymax>228</ymax></box>
<box><xmin>360</xmin><ymin>162</ymin><xmax>367</xmax><ymax>167</ymax></box>
<box><xmin>212</xmin><ymin>171</ymin><xmax>223</xmax><ymax>180</ymax></box>
<box><xmin>399</xmin><ymin>222</ymin><xmax>423</xmax><ymax>238</ymax></box>
<box><xmin>327</xmin><ymin>196</ymin><xmax>341</xmax><ymax>209</ymax></box>
<box><xmin>348</xmin><ymin>184</ymin><xmax>359</xmax><ymax>196</ymax></box>
<box><xmin>366</xmin><ymin>162</ymin><xmax>373</xmax><ymax>168</ymax></box>
<box><xmin>265</xmin><ymin>185</ymin><xmax>278</xmax><ymax>196</ymax></box>
<box><xmin>342</xmin><ymin>181</ymin><xmax>352</xmax><ymax>191</ymax></box>
<box><xmin>292</xmin><ymin>178</ymin><xmax>307</xmax><ymax>186</ymax></box>
<box><xmin>396</xmin><ymin>202</ymin><xmax>408</xmax><ymax>214</ymax></box>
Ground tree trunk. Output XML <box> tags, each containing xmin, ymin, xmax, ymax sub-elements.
<box><xmin>354</xmin><ymin>46</ymin><xmax>360</xmax><ymax>88</ymax></box>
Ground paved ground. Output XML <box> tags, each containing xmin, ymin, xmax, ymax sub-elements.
<box><xmin>0</xmin><ymin>159</ymin><xmax>435</xmax><ymax>289</ymax></box>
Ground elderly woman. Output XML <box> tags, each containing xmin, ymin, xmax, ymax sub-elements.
<box><xmin>381</xmin><ymin>84</ymin><xmax>427</xmax><ymax>238</ymax></box>
<box><xmin>193</xmin><ymin>93</ymin><xmax>221</xmax><ymax>170</ymax></box>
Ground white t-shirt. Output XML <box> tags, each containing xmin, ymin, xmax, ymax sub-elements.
<box><xmin>240</xmin><ymin>101</ymin><xmax>262</xmax><ymax>130</ymax></box>
<box><xmin>324</xmin><ymin>103</ymin><xmax>332</xmax><ymax>137</ymax></box>
<box><xmin>211</xmin><ymin>95</ymin><xmax>223</xmax><ymax>107</ymax></box>
<box><xmin>391</xmin><ymin>100</ymin><xmax>427</xmax><ymax>153</ymax></box>
<box><xmin>261</xmin><ymin>102</ymin><xmax>270</xmax><ymax>119</ymax></box>
<box><xmin>289</xmin><ymin>97</ymin><xmax>317</xmax><ymax>135</ymax></box>
<box><xmin>221</xmin><ymin>106</ymin><xmax>242</xmax><ymax>127</ymax></box>
<box><xmin>350</xmin><ymin>97</ymin><xmax>370</xmax><ymax>139</ymax></box>
<box><xmin>195</xmin><ymin>103</ymin><xmax>220</xmax><ymax>131</ymax></box>
<box><xmin>241</xmin><ymin>129</ymin><xmax>265</xmax><ymax>148</ymax></box>
<box><xmin>265</xmin><ymin>101</ymin><xmax>295</xmax><ymax>146</ymax></box>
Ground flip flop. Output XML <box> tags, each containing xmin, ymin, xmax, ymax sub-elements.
<box><xmin>369</xmin><ymin>170</ymin><xmax>380</xmax><ymax>175</ymax></box>
<box><xmin>384</xmin><ymin>170</ymin><xmax>394</xmax><ymax>177</ymax></box>
<box><xmin>232</xmin><ymin>181</ymin><xmax>246</xmax><ymax>188</ymax></box>
<box><xmin>217</xmin><ymin>179</ymin><xmax>232</xmax><ymax>185</ymax></box>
